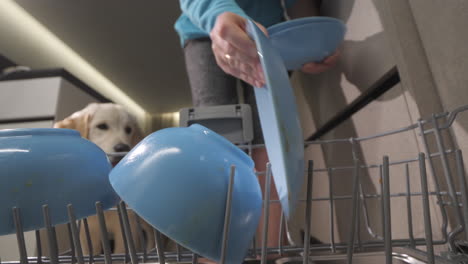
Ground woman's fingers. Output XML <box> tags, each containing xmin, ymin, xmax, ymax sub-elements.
<box><xmin>210</xmin><ymin>12</ymin><xmax>265</xmax><ymax>87</ymax></box>
<box><xmin>301</xmin><ymin>50</ymin><xmax>341</xmax><ymax>74</ymax></box>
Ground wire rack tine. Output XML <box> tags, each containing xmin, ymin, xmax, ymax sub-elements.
<box><xmin>346</xmin><ymin>152</ymin><xmax>361</xmax><ymax>263</ymax></box>
<box><xmin>347</xmin><ymin>169</ymin><xmax>360</xmax><ymax>263</ymax></box>
<box><xmin>432</xmin><ymin>115</ymin><xmax>465</xmax><ymax>247</ymax></box>
<box><xmin>81</xmin><ymin>218</ymin><xmax>94</xmax><ymax>264</ymax></box>
<box><xmin>51</xmin><ymin>228</ymin><xmax>59</xmax><ymax>261</ymax></box>
<box><xmin>455</xmin><ymin>149</ymin><xmax>468</xmax><ymax>242</ymax></box>
<box><xmin>379</xmin><ymin>165</ymin><xmax>385</xmax><ymax>246</ymax></box>
<box><xmin>116</xmin><ymin>204</ymin><xmax>130</xmax><ymax>263</ymax></box>
<box><xmin>405</xmin><ymin>164</ymin><xmax>415</xmax><ymax>248</ymax></box>
<box><xmin>260</xmin><ymin>163</ymin><xmax>272</xmax><ymax>264</ymax></box>
<box><xmin>118</xmin><ymin>201</ymin><xmax>139</xmax><ymax>264</ymax></box>
<box><xmin>278</xmin><ymin>212</ymin><xmax>284</xmax><ymax>256</ymax></box>
<box><xmin>176</xmin><ymin>243</ymin><xmax>182</xmax><ymax>262</ymax></box>
<box><xmin>95</xmin><ymin>202</ymin><xmax>112</xmax><ymax>264</ymax></box>
<box><xmin>42</xmin><ymin>205</ymin><xmax>59</xmax><ymax>264</ymax></box>
<box><xmin>382</xmin><ymin>156</ymin><xmax>392</xmax><ymax>264</ymax></box>
<box><xmin>248</xmin><ymin>138</ymin><xmax>254</xmax><ymax>260</ymax></box>
<box><xmin>359</xmin><ymin>178</ymin><xmax>382</xmax><ymax>240</ymax></box>
<box><xmin>192</xmin><ymin>253</ymin><xmax>198</xmax><ymax>264</ymax></box>
<box><xmin>350</xmin><ymin>139</ymin><xmax>363</xmax><ymax>253</ymax></box>
<box><xmin>134</xmin><ymin>216</ymin><xmax>147</xmax><ymax>262</ymax></box>
<box><xmin>67</xmin><ymin>205</ymin><xmax>84</xmax><ymax>264</ymax></box>
<box><xmin>328</xmin><ymin>168</ymin><xmax>336</xmax><ymax>253</ymax></box>
<box><xmin>303</xmin><ymin>160</ymin><xmax>314</xmax><ymax>264</ymax></box>
<box><xmin>66</xmin><ymin>223</ymin><xmax>76</xmax><ymax>264</ymax></box>
<box><xmin>220</xmin><ymin>165</ymin><xmax>236</xmax><ymax>264</ymax></box>
<box><xmin>251</xmin><ymin>234</ymin><xmax>257</xmax><ymax>258</ymax></box>
<box><xmin>35</xmin><ymin>230</ymin><xmax>43</xmax><ymax>264</ymax></box>
<box><xmin>419</xmin><ymin>153</ymin><xmax>435</xmax><ymax>264</ymax></box>
<box><xmin>154</xmin><ymin>229</ymin><xmax>166</xmax><ymax>264</ymax></box>
<box><xmin>356</xmin><ymin>182</ymin><xmax>362</xmax><ymax>251</ymax></box>
<box><xmin>12</xmin><ymin>207</ymin><xmax>28</xmax><ymax>264</ymax></box>
<box><xmin>417</xmin><ymin>120</ymin><xmax>449</xmax><ymax>242</ymax></box>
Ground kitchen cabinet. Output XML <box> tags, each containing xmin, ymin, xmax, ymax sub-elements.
<box><xmin>0</xmin><ymin>68</ymin><xmax>110</xmax><ymax>130</ymax></box>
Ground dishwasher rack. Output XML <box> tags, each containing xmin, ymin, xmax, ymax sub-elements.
<box><xmin>2</xmin><ymin>104</ymin><xmax>468</xmax><ymax>264</ymax></box>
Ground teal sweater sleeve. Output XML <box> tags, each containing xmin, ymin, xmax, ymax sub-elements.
<box><xmin>179</xmin><ymin>0</ymin><xmax>251</xmax><ymax>34</ymax></box>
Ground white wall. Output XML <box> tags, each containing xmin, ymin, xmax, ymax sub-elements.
<box><xmin>0</xmin><ymin>0</ymin><xmax>150</xmax><ymax>131</ymax></box>
<box><xmin>407</xmin><ymin>0</ymin><xmax>468</xmax><ymax>166</ymax></box>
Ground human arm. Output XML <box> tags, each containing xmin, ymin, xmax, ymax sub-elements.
<box><xmin>179</xmin><ymin>0</ymin><xmax>249</xmax><ymax>33</ymax></box>
<box><xmin>287</xmin><ymin>0</ymin><xmax>320</xmax><ymax>18</ymax></box>
<box><xmin>180</xmin><ymin>0</ymin><xmax>266</xmax><ymax>87</ymax></box>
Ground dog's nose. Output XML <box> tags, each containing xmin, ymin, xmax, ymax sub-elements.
<box><xmin>114</xmin><ymin>143</ymin><xmax>131</xmax><ymax>152</ymax></box>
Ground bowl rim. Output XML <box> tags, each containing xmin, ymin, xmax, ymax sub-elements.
<box><xmin>268</xmin><ymin>19</ymin><xmax>346</xmax><ymax>69</ymax></box>
<box><xmin>189</xmin><ymin>124</ymin><xmax>254</xmax><ymax>168</ymax></box>
<box><xmin>268</xmin><ymin>16</ymin><xmax>345</xmax><ymax>36</ymax></box>
<box><xmin>0</xmin><ymin>128</ymin><xmax>80</xmax><ymax>137</ymax></box>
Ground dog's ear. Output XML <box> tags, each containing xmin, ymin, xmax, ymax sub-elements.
<box><xmin>53</xmin><ymin>103</ymin><xmax>99</xmax><ymax>139</ymax></box>
<box><xmin>54</xmin><ymin>113</ymin><xmax>91</xmax><ymax>138</ymax></box>
<box><xmin>125</xmin><ymin>111</ymin><xmax>145</xmax><ymax>146</ymax></box>
<box><xmin>131</xmin><ymin>124</ymin><xmax>145</xmax><ymax>146</ymax></box>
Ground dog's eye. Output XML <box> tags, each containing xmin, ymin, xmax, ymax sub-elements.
<box><xmin>97</xmin><ymin>123</ymin><xmax>109</xmax><ymax>130</ymax></box>
<box><xmin>125</xmin><ymin>126</ymin><xmax>132</xmax><ymax>134</ymax></box>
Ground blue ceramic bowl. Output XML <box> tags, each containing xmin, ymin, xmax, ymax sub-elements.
<box><xmin>268</xmin><ymin>17</ymin><xmax>346</xmax><ymax>70</ymax></box>
<box><xmin>109</xmin><ymin>124</ymin><xmax>262</xmax><ymax>264</ymax></box>
<box><xmin>0</xmin><ymin>128</ymin><xmax>118</xmax><ymax>235</ymax></box>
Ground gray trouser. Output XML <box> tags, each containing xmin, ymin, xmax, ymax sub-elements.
<box><xmin>184</xmin><ymin>38</ymin><xmax>264</xmax><ymax>144</ymax></box>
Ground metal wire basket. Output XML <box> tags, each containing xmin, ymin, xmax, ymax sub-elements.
<box><xmin>2</xmin><ymin>104</ymin><xmax>468</xmax><ymax>264</ymax></box>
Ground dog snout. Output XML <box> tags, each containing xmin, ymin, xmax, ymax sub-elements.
<box><xmin>113</xmin><ymin>143</ymin><xmax>131</xmax><ymax>152</ymax></box>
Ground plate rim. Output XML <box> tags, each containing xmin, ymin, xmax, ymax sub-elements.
<box><xmin>247</xmin><ymin>20</ymin><xmax>304</xmax><ymax>218</ymax></box>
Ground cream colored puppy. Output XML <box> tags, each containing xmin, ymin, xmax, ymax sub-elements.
<box><xmin>54</xmin><ymin>103</ymin><xmax>155</xmax><ymax>254</ymax></box>
<box><xmin>55</xmin><ymin>103</ymin><xmax>142</xmax><ymax>165</ymax></box>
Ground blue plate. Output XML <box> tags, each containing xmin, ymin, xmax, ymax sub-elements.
<box><xmin>267</xmin><ymin>17</ymin><xmax>346</xmax><ymax>70</ymax></box>
<box><xmin>247</xmin><ymin>20</ymin><xmax>305</xmax><ymax>218</ymax></box>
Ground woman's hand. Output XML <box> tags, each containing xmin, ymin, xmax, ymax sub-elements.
<box><xmin>301</xmin><ymin>50</ymin><xmax>340</xmax><ymax>74</ymax></box>
<box><xmin>210</xmin><ymin>12</ymin><xmax>267</xmax><ymax>87</ymax></box>
<box><xmin>210</xmin><ymin>12</ymin><xmax>340</xmax><ymax>86</ymax></box>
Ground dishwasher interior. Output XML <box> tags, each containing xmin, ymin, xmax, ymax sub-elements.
<box><xmin>2</xmin><ymin>100</ymin><xmax>468</xmax><ymax>264</ymax></box>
